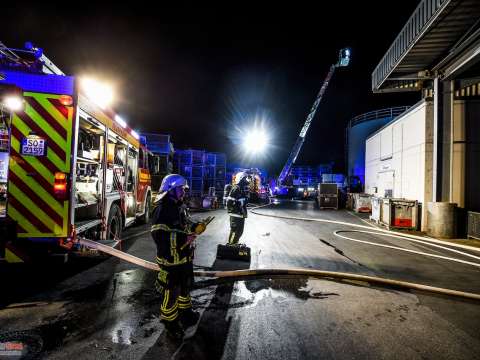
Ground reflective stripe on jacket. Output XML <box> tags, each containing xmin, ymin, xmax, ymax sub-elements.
<box><xmin>151</xmin><ymin>195</ymin><xmax>193</xmax><ymax>266</ymax></box>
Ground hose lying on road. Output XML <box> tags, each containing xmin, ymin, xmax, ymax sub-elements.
<box><xmin>333</xmin><ymin>230</ymin><xmax>480</xmax><ymax>269</ymax></box>
<box><xmin>77</xmin><ymin>237</ymin><xmax>480</xmax><ymax>301</ymax></box>
<box><xmin>250</xmin><ymin>205</ymin><xmax>480</xmax><ymax>253</ymax></box>
<box><xmin>251</xmin><ymin>204</ymin><xmax>480</xmax><ymax>268</ymax></box>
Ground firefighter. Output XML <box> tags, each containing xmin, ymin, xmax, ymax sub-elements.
<box><xmin>226</xmin><ymin>172</ymin><xmax>251</xmax><ymax>245</ymax></box>
<box><xmin>151</xmin><ymin>174</ymin><xmax>205</xmax><ymax>339</ymax></box>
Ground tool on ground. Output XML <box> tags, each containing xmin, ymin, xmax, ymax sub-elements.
<box><xmin>216</xmin><ymin>244</ymin><xmax>251</xmax><ymax>262</ymax></box>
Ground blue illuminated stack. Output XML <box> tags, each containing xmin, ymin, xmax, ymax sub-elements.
<box><xmin>174</xmin><ymin>149</ymin><xmax>205</xmax><ymax>197</ymax></box>
<box><xmin>140</xmin><ymin>133</ymin><xmax>171</xmax><ymax>155</ymax></box>
<box><xmin>290</xmin><ymin>166</ymin><xmax>319</xmax><ymax>187</ymax></box>
<box><xmin>204</xmin><ymin>152</ymin><xmax>227</xmax><ymax>197</ymax></box>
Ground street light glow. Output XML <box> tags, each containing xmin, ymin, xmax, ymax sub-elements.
<box><xmin>243</xmin><ymin>128</ymin><xmax>269</xmax><ymax>154</ymax></box>
<box><xmin>80</xmin><ymin>77</ymin><xmax>113</xmax><ymax>109</ymax></box>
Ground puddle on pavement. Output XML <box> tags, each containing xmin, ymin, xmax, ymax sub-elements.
<box><xmin>107</xmin><ymin>269</ymin><xmax>158</xmax><ymax>346</ymax></box>
<box><xmin>110</xmin><ymin>322</ymin><xmax>134</xmax><ymax>345</ymax></box>
<box><xmin>195</xmin><ymin>277</ymin><xmax>339</xmax><ymax>310</ymax></box>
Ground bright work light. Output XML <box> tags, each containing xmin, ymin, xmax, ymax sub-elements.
<box><xmin>243</xmin><ymin>128</ymin><xmax>269</xmax><ymax>154</ymax></box>
<box><xmin>114</xmin><ymin>114</ymin><xmax>127</xmax><ymax>128</ymax></box>
<box><xmin>3</xmin><ymin>96</ymin><xmax>24</xmax><ymax>111</ymax></box>
<box><xmin>131</xmin><ymin>130</ymin><xmax>140</xmax><ymax>140</ymax></box>
<box><xmin>80</xmin><ymin>77</ymin><xmax>113</xmax><ymax>109</ymax></box>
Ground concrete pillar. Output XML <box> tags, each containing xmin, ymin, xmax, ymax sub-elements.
<box><xmin>427</xmin><ymin>202</ymin><xmax>457</xmax><ymax>238</ymax></box>
<box><xmin>441</xmin><ymin>80</ymin><xmax>454</xmax><ymax>201</ymax></box>
<box><xmin>451</xmin><ymin>100</ymin><xmax>466</xmax><ymax>208</ymax></box>
<box><xmin>432</xmin><ymin>77</ymin><xmax>443</xmax><ymax>202</ymax></box>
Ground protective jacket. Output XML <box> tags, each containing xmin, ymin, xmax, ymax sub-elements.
<box><xmin>151</xmin><ymin>195</ymin><xmax>196</xmax><ymax>266</ymax></box>
<box><xmin>226</xmin><ymin>184</ymin><xmax>249</xmax><ymax>218</ymax></box>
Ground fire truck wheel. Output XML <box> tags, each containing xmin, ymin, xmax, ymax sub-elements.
<box><xmin>107</xmin><ymin>204</ymin><xmax>123</xmax><ymax>240</ymax></box>
<box><xmin>140</xmin><ymin>194</ymin><xmax>152</xmax><ymax>224</ymax></box>
<box><xmin>139</xmin><ymin>193</ymin><xmax>151</xmax><ymax>224</ymax></box>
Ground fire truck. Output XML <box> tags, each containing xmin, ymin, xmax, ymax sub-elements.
<box><xmin>0</xmin><ymin>42</ymin><xmax>152</xmax><ymax>263</ymax></box>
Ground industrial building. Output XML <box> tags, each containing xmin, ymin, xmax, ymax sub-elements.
<box><xmin>346</xmin><ymin>106</ymin><xmax>409</xmax><ymax>186</ymax></box>
<box><xmin>365</xmin><ymin>101</ymin><xmax>433</xmax><ymax>230</ymax></box>
<box><xmin>370</xmin><ymin>0</ymin><xmax>480</xmax><ymax>236</ymax></box>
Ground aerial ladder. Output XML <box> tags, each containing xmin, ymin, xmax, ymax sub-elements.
<box><xmin>276</xmin><ymin>48</ymin><xmax>351</xmax><ymax>191</ymax></box>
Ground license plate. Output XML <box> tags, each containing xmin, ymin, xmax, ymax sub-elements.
<box><xmin>21</xmin><ymin>136</ymin><xmax>46</xmax><ymax>156</ymax></box>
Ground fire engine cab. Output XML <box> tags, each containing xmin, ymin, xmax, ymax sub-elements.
<box><xmin>0</xmin><ymin>41</ymin><xmax>152</xmax><ymax>262</ymax></box>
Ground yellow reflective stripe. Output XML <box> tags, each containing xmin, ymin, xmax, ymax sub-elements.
<box><xmin>151</xmin><ymin>223</ymin><xmax>191</xmax><ymax>234</ymax></box>
<box><xmin>23</xmin><ymin>101</ymin><xmax>68</xmax><ymax>149</ymax></box>
<box><xmin>172</xmin><ymin>233</ymin><xmax>179</xmax><ymax>264</ymax></box>
<box><xmin>12</xmin><ymin>165</ymin><xmax>63</xmax><ymax>215</ymax></box>
<box><xmin>161</xmin><ymin>312</ymin><xmax>179</xmax><ymax>321</ymax></box>
<box><xmin>11</xmin><ymin>161</ymin><xmax>69</xmax><ymax>235</ymax></box>
<box><xmin>178</xmin><ymin>303</ymin><xmax>192</xmax><ymax>309</ymax></box>
<box><xmin>30</xmin><ymin>93</ymin><xmax>70</xmax><ymax>131</ymax></box>
<box><xmin>161</xmin><ymin>304</ymin><xmax>179</xmax><ymax>314</ymax></box>
<box><xmin>8</xmin><ymin>182</ymin><xmax>58</xmax><ymax>232</ymax></box>
<box><xmin>156</xmin><ymin>256</ymin><xmax>187</xmax><ymax>266</ymax></box>
<box><xmin>7</xmin><ymin>205</ymin><xmax>38</xmax><ymax>233</ymax></box>
<box><xmin>5</xmin><ymin>248</ymin><xmax>23</xmax><ymax>263</ymax></box>
<box><xmin>12</xmin><ymin>115</ymin><xmax>66</xmax><ymax>171</ymax></box>
<box><xmin>162</xmin><ymin>289</ymin><xmax>169</xmax><ymax>309</ymax></box>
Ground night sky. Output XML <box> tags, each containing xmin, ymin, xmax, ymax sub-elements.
<box><xmin>4</xmin><ymin>2</ymin><xmax>420</xmax><ymax>175</ymax></box>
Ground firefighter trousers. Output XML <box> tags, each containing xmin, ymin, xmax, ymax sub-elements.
<box><xmin>228</xmin><ymin>216</ymin><xmax>245</xmax><ymax>245</ymax></box>
<box><xmin>156</xmin><ymin>262</ymin><xmax>193</xmax><ymax>322</ymax></box>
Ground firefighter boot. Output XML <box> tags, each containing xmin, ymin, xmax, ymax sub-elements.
<box><xmin>163</xmin><ymin>319</ymin><xmax>184</xmax><ymax>340</ymax></box>
<box><xmin>180</xmin><ymin>309</ymin><xmax>200</xmax><ymax>328</ymax></box>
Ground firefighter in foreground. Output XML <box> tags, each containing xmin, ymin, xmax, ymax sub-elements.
<box><xmin>151</xmin><ymin>174</ymin><xmax>212</xmax><ymax>339</ymax></box>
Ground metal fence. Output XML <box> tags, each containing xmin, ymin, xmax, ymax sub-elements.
<box><xmin>349</xmin><ymin>106</ymin><xmax>410</xmax><ymax>128</ymax></box>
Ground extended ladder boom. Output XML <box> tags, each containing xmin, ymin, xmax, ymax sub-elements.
<box><xmin>277</xmin><ymin>64</ymin><xmax>336</xmax><ymax>183</ymax></box>
<box><xmin>277</xmin><ymin>48</ymin><xmax>351</xmax><ymax>185</ymax></box>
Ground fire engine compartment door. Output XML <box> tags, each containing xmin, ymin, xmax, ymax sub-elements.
<box><xmin>126</xmin><ymin>147</ymin><xmax>138</xmax><ymax>217</ymax></box>
<box><xmin>7</xmin><ymin>91</ymin><xmax>74</xmax><ymax>238</ymax></box>
<box><xmin>0</xmin><ymin>106</ymin><xmax>10</xmax><ymax>218</ymax></box>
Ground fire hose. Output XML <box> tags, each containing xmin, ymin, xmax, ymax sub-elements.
<box><xmin>72</xmin><ymin>201</ymin><xmax>480</xmax><ymax>302</ymax></box>
<box><xmin>77</xmin><ymin>229</ymin><xmax>480</xmax><ymax>302</ymax></box>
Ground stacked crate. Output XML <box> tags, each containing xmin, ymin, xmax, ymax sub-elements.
<box><xmin>140</xmin><ymin>133</ymin><xmax>172</xmax><ymax>155</ymax></box>
<box><xmin>204</xmin><ymin>152</ymin><xmax>226</xmax><ymax>198</ymax></box>
<box><xmin>174</xmin><ymin>150</ymin><xmax>205</xmax><ymax>197</ymax></box>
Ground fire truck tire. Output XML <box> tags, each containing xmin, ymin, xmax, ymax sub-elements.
<box><xmin>139</xmin><ymin>193</ymin><xmax>151</xmax><ymax>224</ymax></box>
<box><xmin>107</xmin><ymin>204</ymin><xmax>123</xmax><ymax>240</ymax></box>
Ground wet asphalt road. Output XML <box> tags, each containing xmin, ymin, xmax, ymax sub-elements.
<box><xmin>1</xmin><ymin>200</ymin><xmax>480</xmax><ymax>359</ymax></box>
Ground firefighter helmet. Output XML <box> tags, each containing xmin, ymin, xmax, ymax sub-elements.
<box><xmin>234</xmin><ymin>171</ymin><xmax>251</xmax><ymax>185</ymax></box>
<box><xmin>159</xmin><ymin>174</ymin><xmax>188</xmax><ymax>193</ymax></box>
